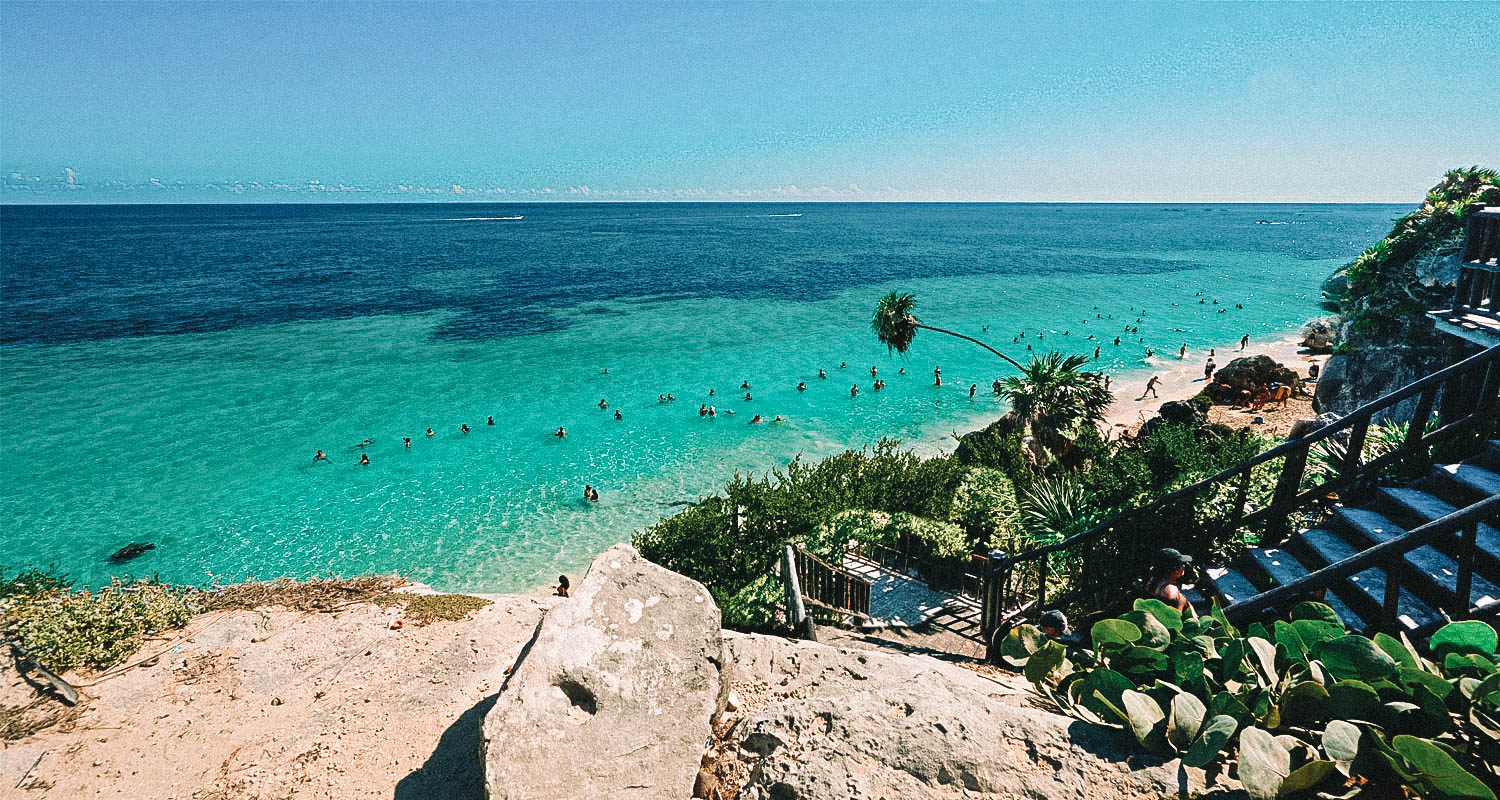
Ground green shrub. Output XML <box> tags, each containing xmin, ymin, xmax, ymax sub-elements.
<box><xmin>6</xmin><ymin>577</ymin><xmax>200</xmax><ymax>672</ymax></box>
<box><xmin>948</xmin><ymin>467</ymin><xmax>1020</xmax><ymax>550</ymax></box>
<box><xmin>1009</xmin><ymin>602</ymin><xmax>1498</xmax><ymax>799</ymax></box>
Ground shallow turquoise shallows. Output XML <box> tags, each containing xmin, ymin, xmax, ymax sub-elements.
<box><xmin>0</xmin><ymin>203</ymin><xmax>1403</xmax><ymax>590</ymax></box>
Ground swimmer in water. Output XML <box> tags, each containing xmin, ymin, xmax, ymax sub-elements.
<box><xmin>870</xmin><ymin>366</ymin><xmax>877</xmax><ymax>378</ymax></box>
<box><xmin>1113</xmin><ymin>337</ymin><xmax>1121</xmax><ymax>346</ymax></box>
<box><xmin>709</xmin><ymin>388</ymin><xmax>715</xmax><ymax>397</ymax></box>
<box><xmin>839</xmin><ymin>362</ymin><xmax>847</xmax><ymax>369</ymax></box>
<box><xmin>1094</xmin><ymin>347</ymin><xmax>1101</xmax><ymax>359</ymax></box>
<box><xmin>584</xmin><ymin>484</ymin><xmax>596</xmax><ymax>502</ymax></box>
<box><xmin>313</xmin><ymin>450</ymin><xmax>328</xmax><ymax>462</ymax></box>
<box><xmin>744</xmin><ymin>392</ymin><xmax>752</xmax><ymax>401</ymax></box>
<box><xmin>797</xmin><ymin>381</ymin><xmax>807</xmax><ymax>391</ymax></box>
<box><xmin>993</xmin><ymin>379</ymin><xmax>1002</xmax><ymax>395</ymax></box>
<box><xmin>666</xmin><ymin>393</ymin><xmax>675</xmax><ymax>401</ymax></box>
<box><xmin>404</xmin><ymin>437</ymin><xmax>411</xmax><ymax>448</ymax></box>
<box><xmin>461</xmin><ymin>424</ymin><xmax>470</xmax><ymax>434</ymax></box>
<box><xmin>699</xmin><ymin>404</ymin><xmax>708</xmax><ymax>416</ymax></box>
<box><xmin>818</xmin><ymin>369</ymin><xmax>827</xmax><ymax>379</ymax></box>
<box><xmin>598</xmin><ymin>399</ymin><xmax>607</xmax><ymax>410</ymax></box>
<box><xmin>969</xmin><ymin>384</ymin><xmax>977</xmax><ymax>398</ymax></box>
<box><xmin>590</xmin><ymin>486</ymin><xmax>600</xmax><ymax>501</ymax></box>
<box><xmin>554</xmin><ymin>427</ymin><xmax>566</xmax><ymax>438</ymax></box>
<box><xmin>740</xmin><ymin>380</ymin><xmax>750</xmax><ymax>390</ymax></box>
<box><xmin>614</xmin><ymin>410</ymin><xmax>623</xmax><ymax>420</ymax></box>
<box><xmin>773</xmin><ymin>415</ymin><xmax>784</xmax><ymax>423</ymax></box>
<box><xmin>898</xmin><ymin>367</ymin><xmax>905</xmax><ymax>375</ymax></box>
<box><xmin>487</xmin><ymin>416</ymin><xmax>495</xmax><ymax>426</ymax></box>
<box><xmin>708</xmin><ymin>406</ymin><xmax>716</xmax><ymax>417</ymax></box>
<box><xmin>658</xmin><ymin>394</ymin><xmax>666</xmax><ymax>403</ymax></box>
<box><xmin>750</xmin><ymin>415</ymin><xmax>763</xmax><ymax>423</ymax></box>
<box><xmin>359</xmin><ymin>453</ymin><xmax>370</xmax><ymax>466</ymax></box>
<box><xmin>426</xmin><ymin>428</ymin><xmax>435</xmax><ymax>437</ymax></box>
<box><xmin>850</xmin><ymin>384</ymin><xmax>859</xmax><ymax>396</ymax></box>
<box><xmin>933</xmin><ymin>366</ymin><xmax>941</xmax><ymax>386</ymax></box>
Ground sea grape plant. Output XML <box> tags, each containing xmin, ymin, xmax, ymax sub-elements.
<box><xmin>1003</xmin><ymin>600</ymin><xmax>1498</xmax><ymax>799</ymax></box>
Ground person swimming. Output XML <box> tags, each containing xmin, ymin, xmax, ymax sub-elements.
<box><xmin>487</xmin><ymin>416</ymin><xmax>495</xmax><ymax>426</ymax></box>
<box><xmin>708</xmin><ymin>406</ymin><xmax>716</xmax><ymax>417</ymax></box>
<box><xmin>839</xmin><ymin>362</ymin><xmax>846</xmax><ymax>369</ymax></box>
<box><xmin>426</xmin><ymin>428</ymin><xmax>435</xmax><ymax>437</ymax></box>
<box><xmin>666</xmin><ymin>393</ymin><xmax>675</xmax><ymax>401</ymax></box>
<box><xmin>818</xmin><ymin>369</ymin><xmax>827</xmax><ymax>379</ymax></box>
<box><xmin>1113</xmin><ymin>337</ymin><xmax>1121</xmax><ymax>346</ymax></box>
<box><xmin>554</xmin><ymin>426</ymin><xmax>567</xmax><ymax>437</ymax></box>
<box><xmin>461</xmin><ymin>424</ymin><xmax>470</xmax><ymax>434</ymax></box>
<box><xmin>699</xmin><ymin>404</ymin><xmax>708</xmax><ymax>416</ymax></box>
<box><xmin>708</xmin><ymin>388</ymin><xmax>715</xmax><ymax>396</ymax></box>
<box><xmin>313</xmin><ymin>450</ymin><xmax>328</xmax><ymax>462</ymax></box>
<box><xmin>598</xmin><ymin>399</ymin><xmax>607</xmax><ymax>410</ymax></box>
<box><xmin>404</xmin><ymin>437</ymin><xmax>412</xmax><ymax>448</ymax></box>
<box><xmin>750</xmin><ymin>415</ymin><xmax>763</xmax><ymax>423</ymax></box>
<box><xmin>850</xmin><ymin>384</ymin><xmax>859</xmax><ymax>396</ymax></box>
<box><xmin>869</xmin><ymin>366</ymin><xmax>877</xmax><ymax>378</ymax></box>
<box><xmin>614</xmin><ymin>410</ymin><xmax>623</xmax><ymax>420</ymax></box>
<box><xmin>359</xmin><ymin>453</ymin><xmax>370</xmax><ymax>466</ymax></box>
<box><xmin>933</xmin><ymin>366</ymin><xmax>941</xmax><ymax>386</ymax></box>
<box><xmin>969</xmin><ymin>384</ymin><xmax>976</xmax><ymax>398</ymax></box>
<box><xmin>584</xmin><ymin>484</ymin><xmax>596</xmax><ymax>502</ymax></box>
<box><xmin>740</xmin><ymin>380</ymin><xmax>750</xmax><ymax>390</ymax></box>
<box><xmin>797</xmin><ymin>381</ymin><xmax>806</xmax><ymax>391</ymax></box>
<box><xmin>744</xmin><ymin>392</ymin><xmax>752</xmax><ymax>401</ymax></box>
<box><xmin>589</xmin><ymin>486</ymin><xmax>600</xmax><ymax>501</ymax></box>
<box><xmin>897</xmin><ymin>367</ymin><xmax>904</xmax><ymax>375</ymax></box>
<box><xmin>773</xmin><ymin>415</ymin><xmax>784</xmax><ymax>423</ymax></box>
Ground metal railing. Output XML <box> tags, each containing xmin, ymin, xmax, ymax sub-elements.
<box><xmin>980</xmin><ymin>344</ymin><xmax>1500</xmax><ymax>655</ymax></box>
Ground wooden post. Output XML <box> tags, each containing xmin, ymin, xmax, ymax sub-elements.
<box><xmin>1342</xmin><ymin>415</ymin><xmax>1369</xmax><ymax>481</ymax></box>
<box><xmin>1268</xmin><ymin>434</ymin><xmax>1310</xmax><ymax>545</ymax></box>
<box><xmin>1382</xmin><ymin>565</ymin><xmax>1401</xmax><ymax>631</ymax></box>
<box><xmin>1456</xmin><ymin>521</ymin><xmax>1478</xmax><ymax>617</ymax></box>
<box><xmin>1403</xmin><ymin>387</ymin><xmax>1436</xmax><ymax>453</ymax></box>
<box><xmin>1230</xmin><ymin>467</ymin><xmax>1251</xmax><ymax>526</ymax></box>
<box><xmin>783</xmin><ymin>544</ymin><xmax>816</xmax><ymax>641</ymax></box>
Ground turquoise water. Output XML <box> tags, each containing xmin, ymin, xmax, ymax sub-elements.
<box><xmin>0</xmin><ymin>204</ymin><xmax>1403</xmax><ymax>591</ymax></box>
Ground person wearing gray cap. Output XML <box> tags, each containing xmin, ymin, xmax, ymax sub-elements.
<box><xmin>1151</xmin><ymin>547</ymin><xmax>1195</xmax><ymax>615</ymax></box>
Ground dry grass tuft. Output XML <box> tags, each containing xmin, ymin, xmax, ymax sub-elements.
<box><xmin>370</xmin><ymin>592</ymin><xmax>491</xmax><ymax>625</ymax></box>
<box><xmin>2</xmin><ymin>698</ymin><xmax>82</xmax><ymax>741</ymax></box>
<box><xmin>204</xmin><ymin>576</ymin><xmax>406</xmax><ymax>613</ymax></box>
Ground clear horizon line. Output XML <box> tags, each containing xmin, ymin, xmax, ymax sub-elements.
<box><xmin>0</xmin><ymin>198</ymin><xmax>1420</xmax><ymax>207</ymax></box>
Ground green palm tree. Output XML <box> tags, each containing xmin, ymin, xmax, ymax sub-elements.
<box><xmin>999</xmin><ymin>351</ymin><xmax>1112</xmax><ymax>447</ymax></box>
<box><xmin>871</xmin><ymin>292</ymin><xmax>1023</xmax><ymax>369</ymax></box>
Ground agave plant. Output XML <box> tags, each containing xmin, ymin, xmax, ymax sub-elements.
<box><xmin>871</xmin><ymin>292</ymin><xmax>1023</xmax><ymax>369</ymax></box>
<box><xmin>1017</xmin><ymin>476</ymin><xmax>1099</xmax><ymax>546</ymax></box>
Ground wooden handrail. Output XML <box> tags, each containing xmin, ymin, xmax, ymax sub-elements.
<box><xmin>1000</xmin><ymin>344</ymin><xmax>1500</xmax><ymax>570</ymax></box>
<box><xmin>1223</xmin><ymin>494</ymin><xmax>1500</xmax><ymax>621</ymax></box>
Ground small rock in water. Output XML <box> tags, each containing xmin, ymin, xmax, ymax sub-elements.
<box><xmin>108</xmin><ymin>542</ymin><xmax>156</xmax><ymax>564</ymax></box>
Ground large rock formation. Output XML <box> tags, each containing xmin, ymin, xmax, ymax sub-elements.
<box><xmin>1314</xmin><ymin>169</ymin><xmax>1499</xmax><ymax>419</ymax></box>
<box><xmin>703</xmin><ymin>632</ymin><xmax>1205</xmax><ymax>800</ymax></box>
<box><xmin>1204</xmin><ymin>355</ymin><xmax>1302</xmax><ymax>403</ymax></box>
<box><xmin>481</xmin><ymin>544</ymin><xmax>726</xmax><ymax>800</ymax></box>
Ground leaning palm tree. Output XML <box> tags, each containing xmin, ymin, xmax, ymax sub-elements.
<box><xmin>871</xmin><ymin>292</ymin><xmax>1023</xmax><ymax>370</ymax></box>
<box><xmin>999</xmin><ymin>351</ymin><xmax>1112</xmax><ymax>448</ymax></box>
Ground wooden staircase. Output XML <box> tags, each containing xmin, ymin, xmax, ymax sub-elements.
<box><xmin>1204</xmin><ymin>440</ymin><xmax>1500</xmax><ymax>636</ymax></box>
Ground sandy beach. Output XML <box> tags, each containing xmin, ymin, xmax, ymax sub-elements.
<box><xmin>1102</xmin><ymin>335</ymin><xmax>1325</xmax><ymax>435</ymax></box>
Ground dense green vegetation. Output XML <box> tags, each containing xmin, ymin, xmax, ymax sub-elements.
<box><xmin>2</xmin><ymin>568</ymin><xmax>199</xmax><ymax>672</ymax></box>
<box><xmin>1006</xmin><ymin>602</ymin><xmax>1498</xmax><ymax>799</ymax></box>
<box><xmin>1323</xmin><ymin>167</ymin><xmax>1499</xmax><ymax>346</ymax></box>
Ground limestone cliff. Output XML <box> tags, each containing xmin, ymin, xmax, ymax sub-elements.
<box><xmin>1315</xmin><ymin>168</ymin><xmax>1498</xmax><ymax>419</ymax></box>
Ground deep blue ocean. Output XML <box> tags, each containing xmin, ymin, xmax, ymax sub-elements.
<box><xmin>0</xmin><ymin>203</ymin><xmax>1404</xmax><ymax>590</ymax></box>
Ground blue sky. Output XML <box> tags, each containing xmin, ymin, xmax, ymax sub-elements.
<box><xmin>3</xmin><ymin>2</ymin><xmax>1497</xmax><ymax>202</ymax></box>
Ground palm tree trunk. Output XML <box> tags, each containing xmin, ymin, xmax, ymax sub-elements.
<box><xmin>914</xmin><ymin>324</ymin><xmax>1024</xmax><ymax>370</ymax></box>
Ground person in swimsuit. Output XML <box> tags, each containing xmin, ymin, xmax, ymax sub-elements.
<box><xmin>818</xmin><ymin>369</ymin><xmax>827</xmax><ymax>379</ymax></box>
<box><xmin>1204</xmin><ymin>359</ymin><xmax>1216</xmax><ymax>381</ymax></box>
<box><xmin>969</xmin><ymin>384</ymin><xmax>977</xmax><ymax>398</ymax></box>
<box><xmin>359</xmin><ymin>453</ymin><xmax>370</xmax><ymax>466</ymax></box>
<box><xmin>555</xmin><ymin>575</ymin><xmax>570</xmax><ymax>597</ymax></box>
<box><xmin>1143</xmin><ymin>375</ymin><xmax>1160</xmax><ymax>399</ymax></box>
<box><xmin>797</xmin><ymin>381</ymin><xmax>807</xmax><ymax>391</ymax></box>
<box><xmin>487</xmin><ymin>416</ymin><xmax>495</xmax><ymax>426</ymax></box>
<box><xmin>461</xmin><ymin>424</ymin><xmax>470</xmax><ymax>434</ymax></box>
<box><xmin>598</xmin><ymin>399</ymin><xmax>607</xmax><ymax>410</ymax></box>
<box><xmin>750</xmin><ymin>415</ymin><xmax>763</xmax><ymax>423</ymax></box>
<box><xmin>404</xmin><ymin>437</ymin><xmax>412</xmax><ymax>448</ymax></box>
<box><xmin>426</xmin><ymin>428</ymin><xmax>435</xmax><ymax>437</ymax></box>
<box><xmin>1151</xmin><ymin>548</ymin><xmax>1195</xmax><ymax>615</ymax></box>
<box><xmin>850</xmin><ymin>384</ymin><xmax>859</xmax><ymax>397</ymax></box>
<box><xmin>314</xmin><ymin>450</ymin><xmax>328</xmax><ymax>462</ymax></box>
<box><xmin>614</xmin><ymin>410</ymin><xmax>623</xmax><ymax>420</ymax></box>
<box><xmin>933</xmin><ymin>366</ymin><xmax>941</xmax><ymax>387</ymax></box>
<box><xmin>555</xmin><ymin>427</ymin><xmax>566</xmax><ymax>437</ymax></box>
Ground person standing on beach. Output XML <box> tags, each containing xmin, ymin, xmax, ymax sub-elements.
<box><xmin>1104</xmin><ymin>375</ymin><xmax>1112</xmax><ymax>391</ymax></box>
<box><xmin>1143</xmin><ymin>375</ymin><xmax>1160</xmax><ymax>399</ymax></box>
<box><xmin>1179</xmin><ymin>344</ymin><xmax>1187</xmax><ymax>359</ymax></box>
<box><xmin>1204</xmin><ymin>359</ymin><xmax>1216</xmax><ymax>381</ymax></box>
<box><xmin>1240</xmin><ymin>334</ymin><xmax>1249</xmax><ymax>352</ymax></box>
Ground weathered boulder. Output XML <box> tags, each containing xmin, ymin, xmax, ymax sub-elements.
<box><xmin>1206</xmin><ymin>355</ymin><xmax>1301</xmax><ymax>402</ymax></box>
<box><xmin>1139</xmin><ymin>398</ymin><xmax>1206</xmax><ymax>436</ymax></box>
<box><xmin>481</xmin><ymin>544</ymin><xmax>725</xmax><ymax>800</ymax></box>
<box><xmin>706</xmin><ymin>632</ymin><xmax>1209</xmax><ymax>800</ymax></box>
<box><xmin>1300</xmin><ymin>317</ymin><xmax>1337</xmax><ymax>354</ymax></box>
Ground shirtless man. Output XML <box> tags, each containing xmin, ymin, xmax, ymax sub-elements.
<box><xmin>1143</xmin><ymin>375</ymin><xmax>1160</xmax><ymax>399</ymax></box>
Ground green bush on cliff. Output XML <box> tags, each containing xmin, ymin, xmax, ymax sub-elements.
<box><xmin>1009</xmin><ymin>603</ymin><xmax>1499</xmax><ymax>799</ymax></box>
<box><xmin>2</xmin><ymin>569</ymin><xmax>200</xmax><ymax>672</ymax></box>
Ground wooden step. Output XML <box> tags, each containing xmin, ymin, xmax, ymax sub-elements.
<box><xmin>1242</xmin><ymin>546</ymin><xmax>1364</xmax><ymax>630</ymax></box>
<box><xmin>1379</xmin><ymin>487</ymin><xmax>1500</xmax><ymax>573</ymax></box>
<box><xmin>1292</xmin><ymin>527</ymin><xmax>1443</xmax><ymax>632</ymax></box>
<box><xmin>1333</xmin><ymin>506</ymin><xmax>1500</xmax><ymax>614</ymax></box>
<box><xmin>1204</xmin><ymin>567</ymin><xmax>1260</xmax><ymax>608</ymax></box>
<box><xmin>1434</xmin><ymin>462</ymin><xmax>1500</xmax><ymax>497</ymax></box>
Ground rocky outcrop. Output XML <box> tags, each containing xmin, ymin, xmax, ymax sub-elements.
<box><xmin>481</xmin><ymin>544</ymin><xmax>726</xmax><ymax>800</ymax></box>
<box><xmin>704</xmin><ymin>632</ymin><xmax>1205</xmax><ymax>800</ymax></box>
<box><xmin>1139</xmin><ymin>398</ymin><xmax>1206</xmax><ymax>436</ymax></box>
<box><xmin>1204</xmin><ymin>355</ymin><xmax>1302</xmax><ymax>403</ymax></box>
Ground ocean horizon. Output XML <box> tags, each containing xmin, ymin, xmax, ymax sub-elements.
<box><xmin>1</xmin><ymin>202</ymin><xmax>1407</xmax><ymax>592</ymax></box>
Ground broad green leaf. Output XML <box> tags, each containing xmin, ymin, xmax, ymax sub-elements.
<box><xmin>1167</xmin><ymin>691</ymin><xmax>1207</xmax><ymax>751</ymax></box>
<box><xmin>1429</xmin><ymin>620</ymin><xmax>1498</xmax><ymax>659</ymax></box>
<box><xmin>1024</xmin><ymin>640</ymin><xmax>1067</xmax><ymax>685</ymax></box>
<box><xmin>1248</xmin><ymin>636</ymin><xmax>1280</xmax><ymax>685</ymax></box>
<box><xmin>1290</xmin><ymin>619</ymin><xmax>1344</xmax><ymax>648</ymax></box>
<box><xmin>1238</xmin><ymin>726</ymin><xmax>1291</xmax><ymax>800</ymax></box>
<box><xmin>1210</xmin><ymin>597</ymin><xmax>1239</xmax><ymax>638</ymax></box>
<box><xmin>1078</xmin><ymin>668</ymin><xmax>1134</xmax><ymax>721</ymax></box>
<box><xmin>1399</xmin><ymin>667</ymin><xmax>1454</xmax><ymax>700</ymax></box>
<box><xmin>1374</xmin><ymin>632</ymin><xmax>1418</xmax><ymax>671</ymax></box>
<box><xmin>1328</xmin><ymin>680</ymin><xmax>1383</xmax><ymax>723</ymax></box>
<box><xmin>1280</xmin><ymin>760</ymin><xmax>1336</xmax><ymax>795</ymax></box>
<box><xmin>1274</xmin><ymin>621</ymin><xmax>1310</xmax><ymax>664</ymax></box>
<box><xmin>1279</xmin><ymin>681</ymin><xmax>1332</xmax><ymax>728</ymax></box>
<box><xmin>1001</xmin><ymin>624</ymin><xmax>1046</xmax><ymax>665</ymax></box>
<box><xmin>1290</xmin><ymin>601</ymin><xmax>1344</xmax><ymax>629</ymax></box>
<box><xmin>1173</xmin><ymin>650</ymin><xmax>1205</xmax><ymax>693</ymax></box>
<box><xmin>1209</xmin><ymin>689</ymin><xmax>1252</xmax><ymax>726</ymax></box>
<box><xmin>1122</xmin><ymin>610</ymin><xmax>1171</xmax><ymax>649</ymax></box>
<box><xmin>1322</xmin><ymin>719</ymin><xmax>1360</xmax><ymax>773</ymax></box>
<box><xmin>1182</xmin><ymin>714</ymin><xmax>1237</xmax><ymax>768</ymax></box>
<box><xmin>1391</xmin><ymin>735</ymin><xmax>1497</xmax><ymax>800</ymax></box>
<box><xmin>1133</xmin><ymin>597</ymin><xmax>1183</xmax><ymax>632</ymax></box>
<box><xmin>1444</xmin><ymin>652</ymin><xmax>1497</xmax><ymax>677</ymax></box>
<box><xmin>1313</xmin><ymin>635</ymin><xmax>1397</xmax><ymax>682</ymax></box>
<box><xmin>1092</xmin><ymin>618</ymin><xmax>1143</xmax><ymax>649</ymax></box>
<box><xmin>1121</xmin><ymin>689</ymin><xmax>1165</xmax><ymax>750</ymax></box>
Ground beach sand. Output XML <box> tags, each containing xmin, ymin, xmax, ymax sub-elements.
<box><xmin>1102</xmin><ymin>335</ymin><xmax>1326</xmax><ymax>436</ymax></box>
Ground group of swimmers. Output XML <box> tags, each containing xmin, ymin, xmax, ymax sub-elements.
<box><xmin>313</xmin><ymin>417</ymin><xmax>506</xmax><ymax>465</ymax></box>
